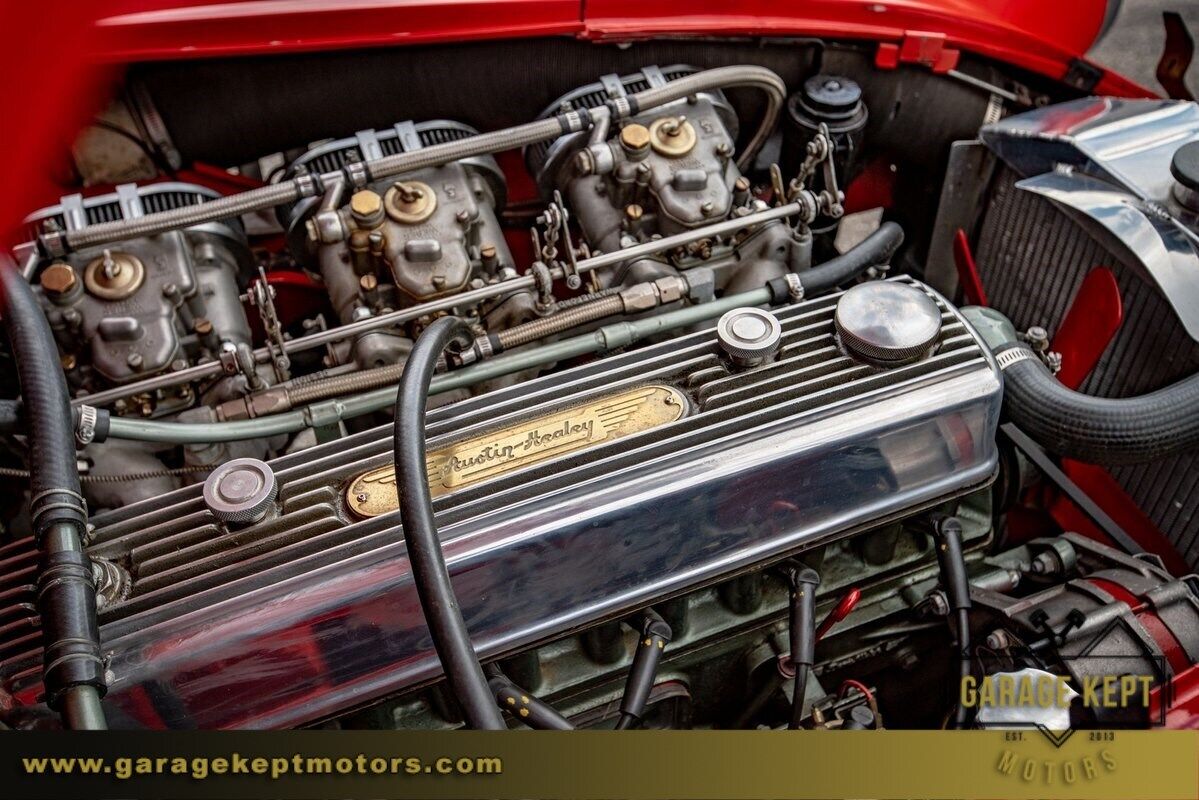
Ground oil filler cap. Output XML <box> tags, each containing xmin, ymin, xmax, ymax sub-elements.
<box><xmin>716</xmin><ymin>307</ymin><xmax>782</xmax><ymax>367</ymax></box>
<box><xmin>834</xmin><ymin>282</ymin><xmax>941</xmax><ymax>365</ymax></box>
<box><xmin>203</xmin><ymin>457</ymin><xmax>278</xmax><ymax>525</ymax></box>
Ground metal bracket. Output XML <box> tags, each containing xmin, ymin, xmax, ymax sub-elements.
<box><xmin>875</xmin><ymin>31</ymin><xmax>961</xmax><ymax>74</ymax></box>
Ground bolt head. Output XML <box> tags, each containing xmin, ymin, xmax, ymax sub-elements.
<box><xmin>350</xmin><ymin>190</ymin><xmax>383</xmax><ymax>218</ymax></box>
<box><xmin>39</xmin><ymin>263</ymin><xmax>77</xmax><ymax>295</ymax></box>
<box><xmin>619</xmin><ymin>123</ymin><xmax>651</xmax><ymax>153</ymax></box>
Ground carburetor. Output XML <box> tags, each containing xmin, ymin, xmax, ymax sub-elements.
<box><xmin>26</xmin><ymin>183</ymin><xmax>253</xmax><ymax>414</ymax></box>
<box><xmin>282</xmin><ymin>120</ymin><xmax>512</xmax><ymax>367</ymax></box>
<box><xmin>528</xmin><ymin>65</ymin><xmax>812</xmax><ymax>293</ymax></box>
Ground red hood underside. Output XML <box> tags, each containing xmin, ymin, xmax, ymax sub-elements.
<box><xmin>2</xmin><ymin>0</ymin><xmax>1150</xmax><ymax>241</ymax></box>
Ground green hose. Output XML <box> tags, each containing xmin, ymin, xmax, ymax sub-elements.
<box><xmin>106</xmin><ymin>286</ymin><xmax>772</xmax><ymax>444</ymax></box>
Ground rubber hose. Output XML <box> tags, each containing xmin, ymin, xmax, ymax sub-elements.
<box><xmin>0</xmin><ymin>401</ymin><xmax>109</xmax><ymax>440</ymax></box>
<box><xmin>797</xmin><ymin>221</ymin><xmax>904</xmax><ymax>296</ymax></box>
<box><xmin>393</xmin><ymin>315</ymin><xmax>505</xmax><ymax>730</ymax></box>
<box><xmin>999</xmin><ymin>344</ymin><xmax>1199</xmax><ymax>465</ymax></box>
<box><xmin>0</xmin><ymin>254</ymin><xmax>106</xmax><ymax>727</ymax></box>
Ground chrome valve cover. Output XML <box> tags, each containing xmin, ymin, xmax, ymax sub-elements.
<box><xmin>0</xmin><ymin>277</ymin><xmax>1001</xmax><ymax>729</ymax></box>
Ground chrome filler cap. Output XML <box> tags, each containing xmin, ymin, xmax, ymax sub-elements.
<box><xmin>203</xmin><ymin>457</ymin><xmax>278</xmax><ymax>525</ymax></box>
<box><xmin>834</xmin><ymin>281</ymin><xmax>941</xmax><ymax>364</ymax></box>
<box><xmin>716</xmin><ymin>307</ymin><xmax>782</xmax><ymax>366</ymax></box>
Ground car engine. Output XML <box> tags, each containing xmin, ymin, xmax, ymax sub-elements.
<box><xmin>2</xmin><ymin>39</ymin><xmax>1198</xmax><ymax>732</ymax></box>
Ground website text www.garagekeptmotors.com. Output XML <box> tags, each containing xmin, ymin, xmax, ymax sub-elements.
<box><xmin>20</xmin><ymin>752</ymin><xmax>504</xmax><ymax>781</ymax></box>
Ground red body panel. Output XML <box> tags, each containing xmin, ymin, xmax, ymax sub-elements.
<box><xmin>0</xmin><ymin>0</ymin><xmax>1153</xmax><ymax>240</ymax></box>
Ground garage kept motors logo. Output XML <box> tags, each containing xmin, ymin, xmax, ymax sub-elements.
<box><xmin>961</xmin><ymin>616</ymin><xmax>1171</xmax><ymax>746</ymax></box>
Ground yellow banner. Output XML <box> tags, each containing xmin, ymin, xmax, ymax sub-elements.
<box><xmin>5</xmin><ymin>730</ymin><xmax>1196</xmax><ymax>799</ymax></box>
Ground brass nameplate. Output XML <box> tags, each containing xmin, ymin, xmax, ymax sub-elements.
<box><xmin>345</xmin><ymin>385</ymin><xmax>688</xmax><ymax>518</ymax></box>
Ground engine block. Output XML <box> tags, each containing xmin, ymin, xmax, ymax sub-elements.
<box><xmin>0</xmin><ymin>277</ymin><xmax>1000</xmax><ymax>728</ymax></box>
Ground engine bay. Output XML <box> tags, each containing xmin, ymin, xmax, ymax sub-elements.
<box><xmin>2</xmin><ymin>36</ymin><xmax>1198</xmax><ymax>732</ymax></box>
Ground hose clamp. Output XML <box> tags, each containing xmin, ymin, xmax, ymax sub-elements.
<box><xmin>995</xmin><ymin>346</ymin><xmax>1037</xmax><ymax>372</ymax></box>
<box><xmin>474</xmin><ymin>335</ymin><xmax>494</xmax><ymax>361</ymax></box>
<box><xmin>559</xmin><ymin>109</ymin><xmax>587</xmax><ymax>134</ymax></box>
<box><xmin>29</xmin><ymin>487</ymin><xmax>88</xmax><ymax>538</ymax></box>
<box><xmin>606</xmin><ymin>97</ymin><xmax>634</xmax><ymax>120</ymax></box>
<box><xmin>343</xmin><ymin>161</ymin><xmax>369</xmax><ymax>190</ymax></box>
<box><xmin>783</xmin><ymin>273</ymin><xmax>805</xmax><ymax>303</ymax></box>
<box><xmin>293</xmin><ymin>172</ymin><xmax>320</xmax><ymax>199</ymax></box>
<box><xmin>76</xmin><ymin>405</ymin><xmax>98</xmax><ymax>447</ymax></box>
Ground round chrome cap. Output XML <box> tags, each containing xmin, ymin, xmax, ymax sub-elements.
<box><xmin>203</xmin><ymin>457</ymin><xmax>278</xmax><ymax>525</ymax></box>
<box><xmin>716</xmin><ymin>307</ymin><xmax>782</xmax><ymax>366</ymax></box>
<box><xmin>834</xmin><ymin>281</ymin><xmax>941</xmax><ymax>364</ymax></box>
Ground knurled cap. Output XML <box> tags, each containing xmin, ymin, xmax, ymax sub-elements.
<box><xmin>203</xmin><ymin>457</ymin><xmax>278</xmax><ymax>525</ymax></box>
<box><xmin>716</xmin><ymin>307</ymin><xmax>783</xmax><ymax>365</ymax></box>
<box><xmin>834</xmin><ymin>281</ymin><xmax>942</xmax><ymax>364</ymax></box>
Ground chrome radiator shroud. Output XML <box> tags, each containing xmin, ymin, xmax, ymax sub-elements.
<box><xmin>0</xmin><ymin>277</ymin><xmax>1001</xmax><ymax>729</ymax></box>
<box><xmin>974</xmin><ymin>165</ymin><xmax>1199</xmax><ymax>567</ymax></box>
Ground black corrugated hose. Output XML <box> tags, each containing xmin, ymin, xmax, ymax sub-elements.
<box><xmin>998</xmin><ymin>344</ymin><xmax>1199</xmax><ymax>465</ymax></box>
<box><xmin>0</xmin><ymin>254</ymin><xmax>107</xmax><ymax>729</ymax></box>
<box><xmin>392</xmin><ymin>315</ymin><xmax>506</xmax><ymax>729</ymax></box>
